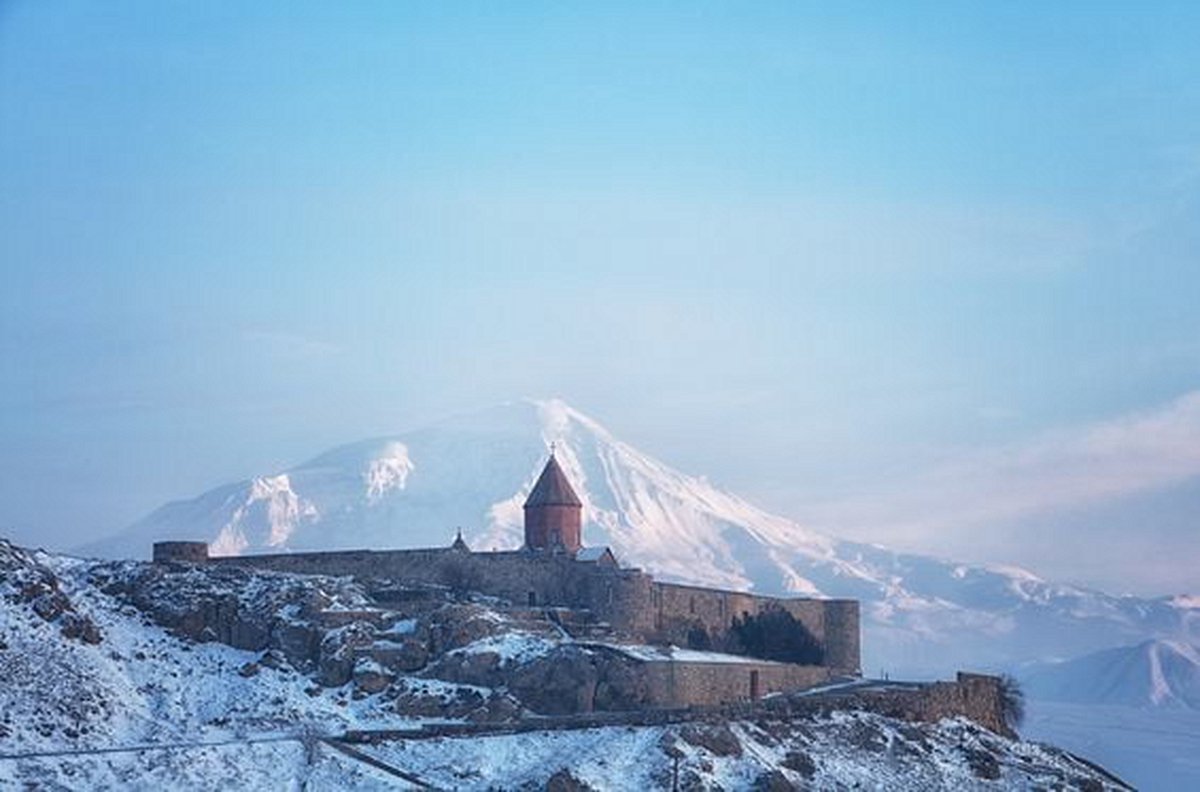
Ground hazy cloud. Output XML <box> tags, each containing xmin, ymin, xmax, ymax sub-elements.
<box><xmin>810</xmin><ymin>390</ymin><xmax>1200</xmax><ymax>548</ymax></box>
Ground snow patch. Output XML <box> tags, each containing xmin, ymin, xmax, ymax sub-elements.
<box><xmin>449</xmin><ymin>633</ymin><xmax>561</xmax><ymax>665</ymax></box>
<box><xmin>607</xmin><ymin>644</ymin><xmax>786</xmax><ymax>665</ymax></box>
<box><xmin>363</xmin><ymin>442</ymin><xmax>414</xmax><ymax>502</ymax></box>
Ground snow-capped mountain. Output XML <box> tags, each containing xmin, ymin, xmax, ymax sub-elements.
<box><xmin>86</xmin><ymin>399</ymin><xmax>1199</xmax><ymax>676</ymax></box>
<box><xmin>1023</xmin><ymin>639</ymin><xmax>1200</xmax><ymax>709</ymax></box>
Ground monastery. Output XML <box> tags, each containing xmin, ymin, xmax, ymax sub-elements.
<box><xmin>154</xmin><ymin>454</ymin><xmax>862</xmax><ymax>706</ymax></box>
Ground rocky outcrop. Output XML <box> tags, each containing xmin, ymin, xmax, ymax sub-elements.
<box><xmin>425</xmin><ymin>602</ymin><xmax>519</xmax><ymax>655</ymax></box>
<box><xmin>544</xmin><ymin>768</ymin><xmax>596</xmax><ymax>792</ymax></box>
<box><xmin>89</xmin><ymin>560</ymin><xmax>377</xmax><ymax>673</ymax></box>
<box><xmin>424</xmin><ymin>642</ymin><xmax>652</xmax><ymax>716</ymax></box>
<box><xmin>0</xmin><ymin>540</ymin><xmax>102</xmax><ymax>645</ymax></box>
<box><xmin>319</xmin><ymin>622</ymin><xmax>378</xmax><ymax>686</ymax></box>
<box><xmin>506</xmin><ymin>646</ymin><xmax>602</xmax><ymax>715</ymax></box>
<box><xmin>679</xmin><ymin>723</ymin><xmax>743</xmax><ymax>757</ymax></box>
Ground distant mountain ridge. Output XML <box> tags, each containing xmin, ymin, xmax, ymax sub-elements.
<box><xmin>1024</xmin><ymin>639</ymin><xmax>1200</xmax><ymax>709</ymax></box>
<box><xmin>86</xmin><ymin>399</ymin><xmax>1199</xmax><ymax>676</ymax></box>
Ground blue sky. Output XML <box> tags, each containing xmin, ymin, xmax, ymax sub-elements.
<box><xmin>2</xmin><ymin>1</ymin><xmax>1199</xmax><ymax>594</ymax></box>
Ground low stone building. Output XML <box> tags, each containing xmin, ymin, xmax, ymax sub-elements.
<box><xmin>154</xmin><ymin>453</ymin><xmax>862</xmax><ymax>705</ymax></box>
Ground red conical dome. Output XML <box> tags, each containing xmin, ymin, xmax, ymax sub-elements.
<box><xmin>523</xmin><ymin>454</ymin><xmax>582</xmax><ymax>508</ymax></box>
<box><xmin>523</xmin><ymin>453</ymin><xmax>583</xmax><ymax>553</ymax></box>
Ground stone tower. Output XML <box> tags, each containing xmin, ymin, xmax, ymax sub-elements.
<box><xmin>523</xmin><ymin>452</ymin><xmax>583</xmax><ymax>554</ymax></box>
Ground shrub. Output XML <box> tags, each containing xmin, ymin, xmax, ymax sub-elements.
<box><xmin>727</xmin><ymin>606</ymin><xmax>823</xmax><ymax>665</ymax></box>
<box><xmin>998</xmin><ymin>674</ymin><xmax>1026</xmax><ymax>730</ymax></box>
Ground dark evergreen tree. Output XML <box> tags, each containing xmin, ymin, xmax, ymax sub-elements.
<box><xmin>998</xmin><ymin>674</ymin><xmax>1026</xmax><ymax>730</ymax></box>
<box><xmin>727</xmin><ymin>606</ymin><xmax>824</xmax><ymax>664</ymax></box>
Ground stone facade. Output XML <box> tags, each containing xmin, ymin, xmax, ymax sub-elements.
<box><xmin>633</xmin><ymin>656</ymin><xmax>834</xmax><ymax>709</ymax></box>
<box><xmin>816</xmin><ymin>672</ymin><xmax>1015</xmax><ymax>738</ymax></box>
<box><xmin>644</xmin><ymin>580</ymin><xmax>860</xmax><ymax>673</ymax></box>
<box><xmin>911</xmin><ymin>672</ymin><xmax>1012</xmax><ymax>737</ymax></box>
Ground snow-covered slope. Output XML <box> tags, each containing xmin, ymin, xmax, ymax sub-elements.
<box><xmin>0</xmin><ymin>540</ymin><xmax>1131</xmax><ymax>790</ymax></box>
<box><xmin>87</xmin><ymin>399</ymin><xmax>1199</xmax><ymax>676</ymax></box>
<box><xmin>1023</xmin><ymin>639</ymin><xmax>1200</xmax><ymax>708</ymax></box>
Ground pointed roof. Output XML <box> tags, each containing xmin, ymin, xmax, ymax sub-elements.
<box><xmin>451</xmin><ymin>528</ymin><xmax>470</xmax><ymax>552</ymax></box>
<box><xmin>577</xmin><ymin>546</ymin><xmax>616</xmax><ymax>566</ymax></box>
<box><xmin>524</xmin><ymin>454</ymin><xmax>582</xmax><ymax>508</ymax></box>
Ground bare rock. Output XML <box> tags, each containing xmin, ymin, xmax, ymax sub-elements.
<box><xmin>466</xmin><ymin>693</ymin><xmax>522</xmax><ymax>724</ymax></box>
<box><xmin>680</xmin><ymin>724</ymin><xmax>743</xmax><ymax>758</ymax></box>
<box><xmin>426</xmin><ymin>649</ymin><xmax>505</xmax><ymax>688</ymax></box>
<box><xmin>753</xmin><ymin>770</ymin><xmax>799</xmax><ymax>792</ymax></box>
<box><xmin>319</xmin><ymin>622</ymin><xmax>377</xmax><ymax>687</ymax></box>
<box><xmin>2</xmin><ymin>542</ymin><xmax>102</xmax><ymax>645</ymax></box>
<box><xmin>397</xmin><ymin>637</ymin><xmax>431</xmax><ymax>671</ymax></box>
<box><xmin>962</xmin><ymin>745</ymin><xmax>1000</xmax><ymax>780</ymax></box>
<box><xmin>389</xmin><ymin>680</ymin><xmax>488</xmax><ymax>719</ymax></box>
<box><xmin>507</xmin><ymin>646</ymin><xmax>599</xmax><ymax>715</ymax></box>
<box><xmin>352</xmin><ymin>660</ymin><xmax>393</xmax><ymax>694</ymax></box>
<box><xmin>427</xmin><ymin>603</ymin><xmax>510</xmax><ymax>655</ymax></box>
<box><xmin>59</xmin><ymin>612</ymin><xmax>103</xmax><ymax>645</ymax></box>
<box><xmin>780</xmin><ymin>750</ymin><xmax>815</xmax><ymax>779</ymax></box>
<box><xmin>545</xmin><ymin>768</ymin><xmax>595</xmax><ymax>792</ymax></box>
<box><xmin>274</xmin><ymin>622</ymin><xmax>320</xmax><ymax>668</ymax></box>
<box><xmin>659</xmin><ymin>732</ymin><xmax>686</xmax><ymax>760</ymax></box>
<box><xmin>591</xmin><ymin>650</ymin><xmax>651</xmax><ymax>711</ymax></box>
<box><xmin>259</xmin><ymin>649</ymin><xmax>288</xmax><ymax>670</ymax></box>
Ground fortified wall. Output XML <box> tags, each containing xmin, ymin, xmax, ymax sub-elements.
<box><xmin>152</xmin><ymin>454</ymin><xmax>862</xmax><ymax>681</ymax></box>
<box><xmin>155</xmin><ymin>540</ymin><xmax>861</xmax><ymax>677</ymax></box>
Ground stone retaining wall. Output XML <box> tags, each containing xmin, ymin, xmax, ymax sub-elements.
<box><xmin>638</xmin><ymin>659</ymin><xmax>832</xmax><ymax>708</ymax></box>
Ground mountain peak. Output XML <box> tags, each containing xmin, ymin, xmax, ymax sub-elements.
<box><xmin>1024</xmin><ymin>638</ymin><xmax>1200</xmax><ymax>709</ymax></box>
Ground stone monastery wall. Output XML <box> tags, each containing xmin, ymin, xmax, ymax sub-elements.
<box><xmin>158</xmin><ymin>541</ymin><xmax>861</xmax><ymax>676</ymax></box>
<box><xmin>647</xmin><ymin>580</ymin><xmax>860</xmax><ymax>673</ymax></box>
<box><xmin>635</xmin><ymin>656</ymin><xmax>834</xmax><ymax>708</ymax></box>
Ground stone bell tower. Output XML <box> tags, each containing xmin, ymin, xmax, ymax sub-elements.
<box><xmin>523</xmin><ymin>451</ymin><xmax>582</xmax><ymax>554</ymax></box>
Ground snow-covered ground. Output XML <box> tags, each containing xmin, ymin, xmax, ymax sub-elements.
<box><xmin>605</xmin><ymin>643</ymin><xmax>785</xmax><ymax>665</ymax></box>
<box><xmin>2</xmin><ymin>540</ymin><xmax>1131</xmax><ymax>790</ymax></box>
<box><xmin>3</xmin><ymin>712</ymin><xmax>1132</xmax><ymax>791</ymax></box>
<box><xmin>0</xmin><ymin>740</ymin><xmax>403</xmax><ymax>790</ymax></box>
<box><xmin>358</xmin><ymin>711</ymin><xmax>1126</xmax><ymax>791</ymax></box>
<box><xmin>0</xmin><ymin>549</ymin><xmax>441</xmax><ymax>759</ymax></box>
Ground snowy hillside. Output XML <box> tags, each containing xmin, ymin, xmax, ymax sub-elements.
<box><xmin>0</xmin><ymin>540</ymin><xmax>1130</xmax><ymax>790</ymax></box>
<box><xmin>1023</xmin><ymin>639</ymin><xmax>1200</xmax><ymax>708</ymax></box>
<box><xmin>87</xmin><ymin>398</ymin><xmax>1199</xmax><ymax>676</ymax></box>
